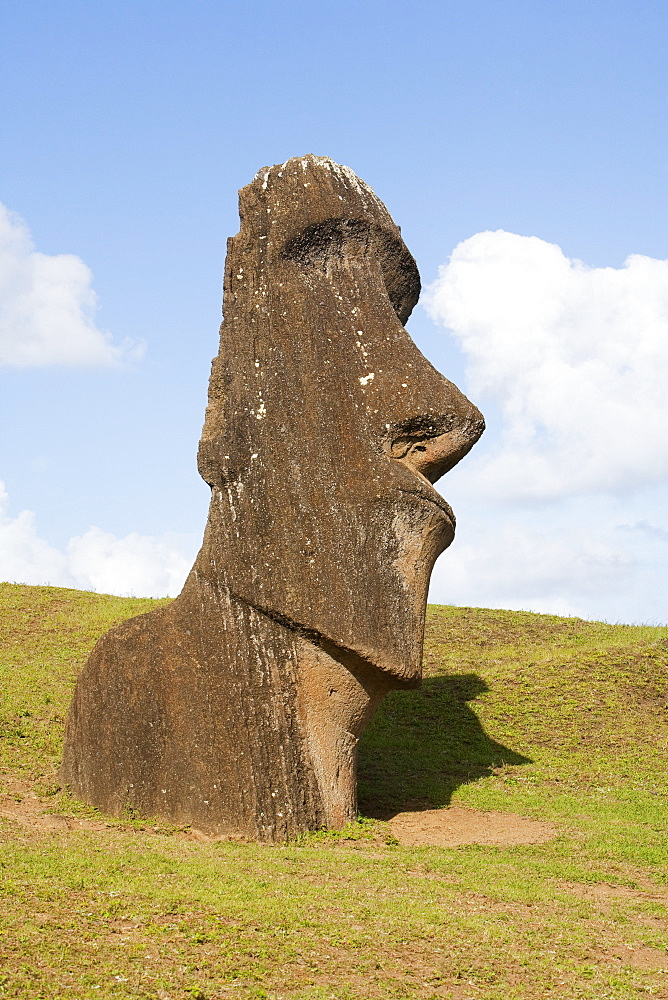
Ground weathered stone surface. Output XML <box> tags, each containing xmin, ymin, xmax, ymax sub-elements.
<box><xmin>60</xmin><ymin>156</ymin><xmax>484</xmax><ymax>841</ymax></box>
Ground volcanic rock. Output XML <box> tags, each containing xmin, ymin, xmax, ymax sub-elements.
<box><xmin>61</xmin><ymin>155</ymin><xmax>484</xmax><ymax>841</ymax></box>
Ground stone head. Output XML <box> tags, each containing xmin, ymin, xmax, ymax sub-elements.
<box><xmin>196</xmin><ymin>155</ymin><xmax>484</xmax><ymax>684</ymax></box>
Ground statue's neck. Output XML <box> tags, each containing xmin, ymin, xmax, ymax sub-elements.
<box><xmin>293</xmin><ymin>635</ymin><xmax>391</xmax><ymax>828</ymax></box>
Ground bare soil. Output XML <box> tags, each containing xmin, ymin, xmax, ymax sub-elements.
<box><xmin>2</xmin><ymin>778</ymin><xmax>559</xmax><ymax>848</ymax></box>
<box><xmin>0</xmin><ymin>778</ymin><xmax>109</xmax><ymax>833</ymax></box>
<box><xmin>388</xmin><ymin>804</ymin><xmax>559</xmax><ymax>847</ymax></box>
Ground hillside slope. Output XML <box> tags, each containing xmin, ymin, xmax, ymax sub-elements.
<box><xmin>1</xmin><ymin>583</ymin><xmax>667</xmax><ymax>1000</ymax></box>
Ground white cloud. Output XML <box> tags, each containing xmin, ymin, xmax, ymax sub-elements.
<box><xmin>0</xmin><ymin>483</ymin><xmax>70</xmax><ymax>587</ymax></box>
<box><xmin>67</xmin><ymin>526</ymin><xmax>193</xmax><ymax>599</ymax></box>
<box><xmin>0</xmin><ymin>482</ymin><xmax>194</xmax><ymax>597</ymax></box>
<box><xmin>424</xmin><ymin>231</ymin><xmax>668</xmax><ymax>623</ymax></box>
<box><xmin>425</xmin><ymin>231</ymin><xmax>668</xmax><ymax>501</ymax></box>
<box><xmin>0</xmin><ymin>203</ymin><xmax>141</xmax><ymax>367</ymax></box>
<box><xmin>430</xmin><ymin>489</ymin><xmax>668</xmax><ymax>624</ymax></box>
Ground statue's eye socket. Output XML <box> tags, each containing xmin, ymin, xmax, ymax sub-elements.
<box><xmin>281</xmin><ymin>216</ymin><xmax>420</xmax><ymax>325</ymax></box>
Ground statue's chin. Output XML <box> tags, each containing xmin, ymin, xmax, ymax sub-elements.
<box><xmin>190</xmin><ymin>487</ymin><xmax>453</xmax><ymax>687</ymax></box>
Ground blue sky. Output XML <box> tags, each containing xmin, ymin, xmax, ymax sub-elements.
<box><xmin>1</xmin><ymin>0</ymin><xmax>667</xmax><ymax>621</ymax></box>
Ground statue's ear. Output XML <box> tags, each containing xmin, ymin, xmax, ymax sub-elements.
<box><xmin>281</xmin><ymin>216</ymin><xmax>420</xmax><ymax>326</ymax></box>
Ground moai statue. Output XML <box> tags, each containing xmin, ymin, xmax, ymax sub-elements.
<box><xmin>61</xmin><ymin>156</ymin><xmax>484</xmax><ymax>840</ymax></box>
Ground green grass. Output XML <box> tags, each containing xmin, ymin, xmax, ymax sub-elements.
<box><xmin>1</xmin><ymin>583</ymin><xmax>667</xmax><ymax>999</ymax></box>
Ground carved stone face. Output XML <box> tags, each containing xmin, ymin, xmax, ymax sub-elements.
<box><xmin>196</xmin><ymin>156</ymin><xmax>484</xmax><ymax>684</ymax></box>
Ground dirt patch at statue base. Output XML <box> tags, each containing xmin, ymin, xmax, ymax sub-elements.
<box><xmin>2</xmin><ymin>779</ymin><xmax>558</xmax><ymax>848</ymax></box>
<box><xmin>388</xmin><ymin>805</ymin><xmax>558</xmax><ymax>847</ymax></box>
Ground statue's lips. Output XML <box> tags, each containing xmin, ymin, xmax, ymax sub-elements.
<box><xmin>397</xmin><ymin>485</ymin><xmax>456</xmax><ymax>529</ymax></box>
<box><xmin>389</xmin><ymin>447</ymin><xmax>458</xmax><ymax>534</ymax></box>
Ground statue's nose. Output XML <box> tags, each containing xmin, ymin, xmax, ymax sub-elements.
<box><xmin>392</xmin><ymin>422</ymin><xmax>482</xmax><ymax>484</ymax></box>
<box><xmin>388</xmin><ymin>393</ymin><xmax>485</xmax><ymax>485</ymax></box>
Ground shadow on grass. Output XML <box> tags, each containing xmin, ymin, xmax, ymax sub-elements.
<box><xmin>357</xmin><ymin>673</ymin><xmax>531</xmax><ymax>819</ymax></box>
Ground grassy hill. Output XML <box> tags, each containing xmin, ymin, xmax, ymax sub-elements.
<box><xmin>1</xmin><ymin>582</ymin><xmax>667</xmax><ymax>999</ymax></box>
